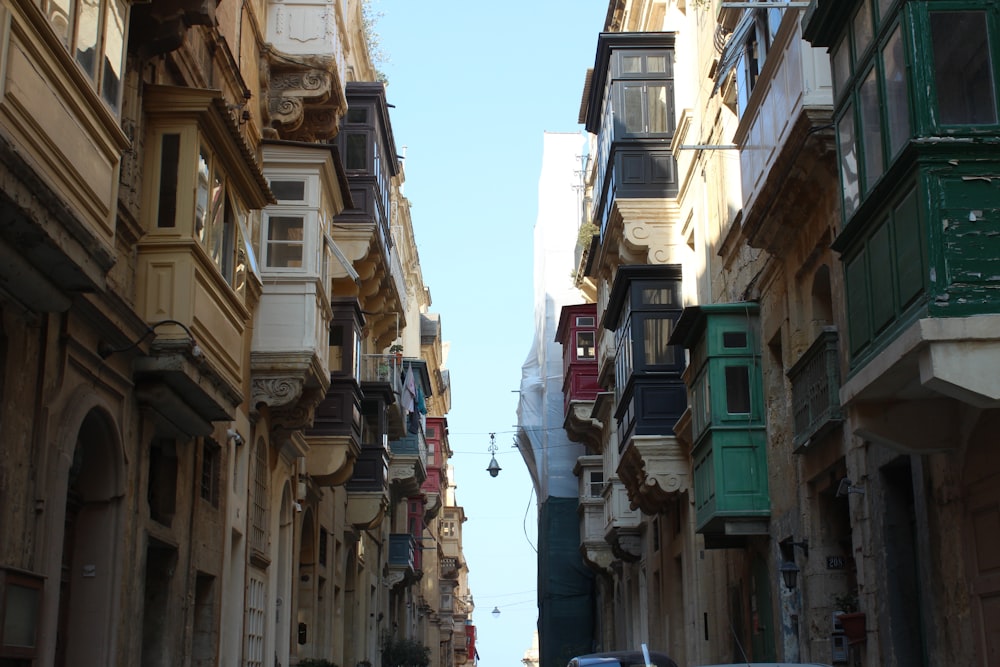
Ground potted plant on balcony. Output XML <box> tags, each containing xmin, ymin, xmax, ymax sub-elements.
<box><xmin>389</xmin><ymin>343</ymin><xmax>404</xmax><ymax>363</ymax></box>
<box><xmin>834</xmin><ymin>592</ymin><xmax>866</xmax><ymax>644</ymax></box>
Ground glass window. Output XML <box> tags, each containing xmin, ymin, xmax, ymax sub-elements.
<box><xmin>576</xmin><ymin>316</ymin><xmax>595</xmax><ymax>327</ymax></box>
<box><xmin>883</xmin><ymin>26</ymin><xmax>910</xmax><ymax>156</ymax></box>
<box><xmin>648</xmin><ymin>55</ymin><xmax>667</xmax><ymax>73</ymax></box>
<box><xmin>725</xmin><ymin>366</ymin><xmax>751</xmax><ymax>414</ymax></box>
<box><xmin>853</xmin><ymin>0</ymin><xmax>874</xmax><ymax>59</ymax></box>
<box><xmin>623</xmin><ymin>55</ymin><xmax>642</xmax><ymax>73</ymax></box>
<box><xmin>576</xmin><ymin>331</ymin><xmax>596</xmax><ymax>360</ymax></box>
<box><xmin>250</xmin><ymin>441</ymin><xmax>268</xmax><ymax>555</ymax></box>
<box><xmin>101</xmin><ymin>1</ymin><xmax>126</xmax><ymax>108</ymax></box>
<box><xmin>45</xmin><ymin>0</ymin><xmax>72</xmax><ymax>45</ymax></box>
<box><xmin>206</xmin><ymin>166</ymin><xmax>225</xmax><ymax>268</ymax></box>
<box><xmin>642</xmin><ymin>286</ymin><xmax>674</xmax><ymax>305</ymax></box>
<box><xmin>643</xmin><ymin>316</ymin><xmax>675</xmax><ymax>366</ymax></box>
<box><xmin>623</xmin><ymin>84</ymin><xmax>644</xmax><ymax>133</ymax></box>
<box><xmin>195</xmin><ymin>148</ymin><xmax>211</xmax><ymax>244</ymax></box>
<box><xmin>588</xmin><ymin>471</ymin><xmax>604</xmax><ymax>497</ymax></box>
<box><xmin>346</xmin><ymin>107</ymin><xmax>368</xmax><ymax>123</ymax></box>
<box><xmin>648</xmin><ymin>84</ymin><xmax>668</xmax><ymax>133</ymax></box>
<box><xmin>75</xmin><ymin>0</ymin><xmax>100</xmax><ymax>79</ymax></box>
<box><xmin>346</xmin><ymin>133</ymin><xmax>367</xmax><ymax>170</ymax></box>
<box><xmin>838</xmin><ymin>106</ymin><xmax>860</xmax><ymax>218</ymax></box>
<box><xmin>877</xmin><ymin>0</ymin><xmax>894</xmax><ymax>23</ymax></box>
<box><xmin>860</xmin><ymin>67</ymin><xmax>884</xmax><ymax>191</ymax></box>
<box><xmin>41</xmin><ymin>0</ymin><xmax>126</xmax><ymax>112</ymax></box>
<box><xmin>931</xmin><ymin>11</ymin><xmax>997</xmax><ymax>126</ymax></box>
<box><xmin>270</xmin><ymin>180</ymin><xmax>306</xmax><ymax>202</ymax></box>
<box><xmin>723</xmin><ymin>332</ymin><xmax>747</xmax><ymax>349</ymax></box>
<box><xmin>156</xmin><ymin>134</ymin><xmax>180</xmax><ymax>228</ymax></box>
<box><xmin>832</xmin><ymin>38</ymin><xmax>851</xmax><ymax>99</ymax></box>
<box><xmin>266</xmin><ymin>216</ymin><xmax>304</xmax><ymax>267</ymax></box>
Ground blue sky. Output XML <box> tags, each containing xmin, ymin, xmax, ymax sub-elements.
<box><xmin>375</xmin><ymin>2</ymin><xmax>609</xmax><ymax>665</ymax></box>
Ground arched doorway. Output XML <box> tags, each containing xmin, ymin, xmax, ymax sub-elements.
<box><xmin>55</xmin><ymin>409</ymin><xmax>123</xmax><ymax>667</ymax></box>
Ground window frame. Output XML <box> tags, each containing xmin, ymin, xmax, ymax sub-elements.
<box><xmin>262</xmin><ymin>173</ymin><xmax>321</xmax><ymax>274</ymax></box>
<box><xmin>925</xmin><ymin>5</ymin><xmax>1000</xmax><ymax>128</ymax></box>
<box><xmin>833</xmin><ymin>1</ymin><xmax>913</xmax><ymax>221</ymax></box>
<box><xmin>38</xmin><ymin>0</ymin><xmax>128</xmax><ymax>113</ymax></box>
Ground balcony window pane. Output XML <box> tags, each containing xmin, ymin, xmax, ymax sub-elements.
<box><xmin>853</xmin><ymin>0</ymin><xmax>873</xmax><ymax>59</ymax></box>
<box><xmin>329</xmin><ymin>325</ymin><xmax>344</xmax><ymax>372</ymax></box>
<box><xmin>266</xmin><ymin>216</ymin><xmax>304</xmax><ymax>268</ymax></box>
<box><xmin>347</xmin><ymin>107</ymin><xmax>368</xmax><ymax>123</ymax></box>
<box><xmin>623</xmin><ymin>84</ymin><xmax>643</xmax><ymax>133</ymax></box>
<box><xmin>723</xmin><ymin>332</ymin><xmax>747</xmax><ymax>349</ymax></box>
<box><xmin>157</xmin><ymin>134</ymin><xmax>180</xmax><ymax>228</ymax></box>
<box><xmin>270</xmin><ymin>180</ymin><xmax>306</xmax><ymax>202</ymax></box>
<box><xmin>47</xmin><ymin>0</ymin><xmax>72</xmax><ymax>46</ymax></box>
<box><xmin>195</xmin><ymin>148</ymin><xmax>211</xmax><ymax>242</ymax></box>
<box><xmin>346</xmin><ymin>133</ymin><xmax>367</xmax><ymax>170</ymax></box>
<box><xmin>205</xmin><ymin>168</ymin><xmax>225</xmax><ymax>268</ymax></box>
<box><xmin>877</xmin><ymin>0</ymin><xmax>893</xmax><ymax>23</ymax></box>
<box><xmin>931</xmin><ymin>11</ymin><xmax>996</xmax><ymax>126</ymax></box>
<box><xmin>75</xmin><ymin>0</ymin><xmax>99</xmax><ymax>79</ymax></box>
<box><xmin>860</xmin><ymin>67</ymin><xmax>884</xmax><ymax>191</ymax></box>
<box><xmin>838</xmin><ymin>105</ymin><xmax>860</xmax><ymax>218</ymax></box>
<box><xmin>641</xmin><ymin>286</ymin><xmax>674</xmax><ymax>305</ymax></box>
<box><xmin>648</xmin><ymin>55</ymin><xmax>666</xmax><ymax>73</ymax></box>
<box><xmin>648</xmin><ymin>84</ymin><xmax>668</xmax><ymax>133</ymax></box>
<box><xmin>577</xmin><ymin>331</ymin><xmax>596</xmax><ymax>359</ymax></box>
<box><xmin>643</xmin><ymin>317</ymin><xmax>675</xmax><ymax>366</ymax></box>
<box><xmin>725</xmin><ymin>366</ymin><xmax>751</xmax><ymax>414</ymax></box>
<box><xmin>832</xmin><ymin>37</ymin><xmax>851</xmax><ymax>98</ymax></box>
<box><xmin>883</xmin><ymin>26</ymin><xmax>910</xmax><ymax>156</ymax></box>
<box><xmin>623</xmin><ymin>55</ymin><xmax>642</xmax><ymax>73</ymax></box>
<box><xmin>101</xmin><ymin>1</ymin><xmax>126</xmax><ymax>110</ymax></box>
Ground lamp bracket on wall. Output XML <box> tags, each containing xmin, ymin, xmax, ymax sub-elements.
<box><xmin>98</xmin><ymin>319</ymin><xmax>201</xmax><ymax>359</ymax></box>
<box><xmin>836</xmin><ymin>477</ymin><xmax>865</xmax><ymax>497</ymax></box>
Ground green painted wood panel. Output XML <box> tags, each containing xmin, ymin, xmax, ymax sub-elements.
<box><xmin>693</xmin><ymin>429</ymin><xmax>770</xmax><ymax>534</ymax></box>
<box><xmin>845</xmin><ymin>252</ymin><xmax>871</xmax><ymax>357</ymax></box>
<box><xmin>893</xmin><ymin>186</ymin><xmax>925</xmax><ymax>309</ymax></box>
<box><xmin>870</xmin><ymin>218</ymin><xmax>896</xmax><ymax>334</ymax></box>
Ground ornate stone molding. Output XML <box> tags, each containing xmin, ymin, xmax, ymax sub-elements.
<box><xmin>252</xmin><ymin>377</ymin><xmax>305</xmax><ymax>409</ymax></box>
<box><xmin>564</xmin><ymin>400</ymin><xmax>603</xmax><ymax>452</ymax></box>
<box><xmin>582</xmin><ymin>542</ymin><xmax>616</xmax><ymax>573</ymax></box>
<box><xmin>607</xmin><ymin>525</ymin><xmax>642</xmax><ymax>563</ymax></box>
<box><xmin>618</xmin><ymin>435</ymin><xmax>691</xmax><ymax>515</ymax></box>
<box><xmin>262</xmin><ymin>46</ymin><xmax>347</xmax><ymax>142</ymax></box>
<box><xmin>389</xmin><ymin>455</ymin><xmax>424</xmax><ymax>500</ymax></box>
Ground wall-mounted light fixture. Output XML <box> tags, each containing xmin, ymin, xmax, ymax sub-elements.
<box><xmin>98</xmin><ymin>319</ymin><xmax>201</xmax><ymax>360</ymax></box>
<box><xmin>779</xmin><ymin>560</ymin><xmax>800</xmax><ymax>590</ymax></box>
<box><xmin>779</xmin><ymin>536</ymin><xmax>809</xmax><ymax>590</ymax></box>
<box><xmin>486</xmin><ymin>433</ymin><xmax>501</xmax><ymax>478</ymax></box>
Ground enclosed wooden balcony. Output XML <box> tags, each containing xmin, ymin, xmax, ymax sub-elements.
<box><xmin>788</xmin><ymin>327</ymin><xmax>843</xmax><ymax>452</ymax></box>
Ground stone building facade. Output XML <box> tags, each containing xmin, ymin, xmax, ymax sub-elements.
<box><xmin>0</xmin><ymin>2</ymin><xmax>470</xmax><ymax>667</ymax></box>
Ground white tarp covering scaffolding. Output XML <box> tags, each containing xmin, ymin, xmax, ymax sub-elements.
<box><xmin>516</xmin><ymin>131</ymin><xmax>589</xmax><ymax>502</ymax></box>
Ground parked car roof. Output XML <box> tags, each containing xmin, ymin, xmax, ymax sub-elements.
<box><xmin>694</xmin><ymin>663</ymin><xmax>834</xmax><ymax>667</ymax></box>
<box><xmin>568</xmin><ymin>650</ymin><xmax>679</xmax><ymax>667</ymax></box>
